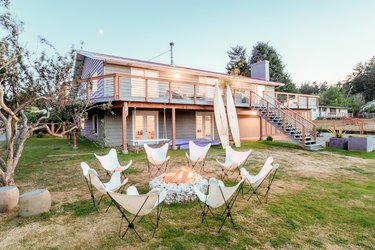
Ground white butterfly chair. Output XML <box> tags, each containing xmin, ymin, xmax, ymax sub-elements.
<box><xmin>107</xmin><ymin>186</ymin><xmax>166</xmax><ymax>241</ymax></box>
<box><xmin>94</xmin><ymin>149</ymin><xmax>132</xmax><ymax>176</ymax></box>
<box><xmin>185</xmin><ymin>141</ymin><xmax>211</xmax><ymax>171</ymax></box>
<box><xmin>144</xmin><ymin>143</ymin><xmax>170</xmax><ymax>176</ymax></box>
<box><xmin>240</xmin><ymin>156</ymin><xmax>279</xmax><ymax>204</ymax></box>
<box><xmin>81</xmin><ymin>162</ymin><xmax>128</xmax><ymax>212</ymax></box>
<box><xmin>216</xmin><ymin>146</ymin><xmax>252</xmax><ymax>179</ymax></box>
<box><xmin>194</xmin><ymin>177</ymin><xmax>244</xmax><ymax>233</ymax></box>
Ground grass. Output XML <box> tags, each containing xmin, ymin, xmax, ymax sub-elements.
<box><xmin>0</xmin><ymin>136</ymin><xmax>374</xmax><ymax>249</ymax></box>
<box><xmin>324</xmin><ymin>146</ymin><xmax>375</xmax><ymax>159</ymax></box>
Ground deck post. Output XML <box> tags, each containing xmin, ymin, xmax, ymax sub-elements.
<box><xmin>168</xmin><ymin>81</ymin><xmax>172</xmax><ymax>103</ymax></box>
<box><xmin>193</xmin><ymin>84</ymin><xmax>197</xmax><ymax>104</ymax></box>
<box><xmin>73</xmin><ymin>130</ymin><xmax>77</xmax><ymax>149</ymax></box>
<box><xmin>302</xmin><ymin>126</ymin><xmax>305</xmax><ymax>149</ymax></box>
<box><xmin>171</xmin><ymin>107</ymin><xmax>177</xmax><ymax>150</ymax></box>
<box><xmin>145</xmin><ymin>79</ymin><xmax>148</xmax><ymax>102</ymax></box>
<box><xmin>121</xmin><ymin>103</ymin><xmax>128</xmax><ymax>154</ymax></box>
<box><xmin>259</xmin><ymin>116</ymin><xmax>263</xmax><ymax>140</ymax></box>
<box><xmin>117</xmin><ymin>75</ymin><xmax>121</xmax><ymax>100</ymax></box>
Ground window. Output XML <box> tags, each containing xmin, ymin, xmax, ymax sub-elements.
<box><xmin>92</xmin><ymin>114</ymin><xmax>98</xmax><ymax>134</ymax></box>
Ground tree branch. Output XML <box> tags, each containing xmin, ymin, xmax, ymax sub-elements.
<box><xmin>0</xmin><ymin>86</ymin><xmax>19</xmax><ymax>122</ymax></box>
<box><xmin>14</xmin><ymin>96</ymin><xmax>52</xmax><ymax>114</ymax></box>
<box><xmin>32</xmin><ymin>123</ymin><xmax>77</xmax><ymax>136</ymax></box>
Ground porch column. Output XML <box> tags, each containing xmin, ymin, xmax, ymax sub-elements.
<box><xmin>121</xmin><ymin>103</ymin><xmax>128</xmax><ymax>154</ymax></box>
<box><xmin>259</xmin><ymin>117</ymin><xmax>263</xmax><ymax>140</ymax></box>
<box><xmin>172</xmin><ymin>107</ymin><xmax>177</xmax><ymax>150</ymax></box>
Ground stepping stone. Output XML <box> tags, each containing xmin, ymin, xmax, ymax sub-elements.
<box><xmin>0</xmin><ymin>186</ymin><xmax>19</xmax><ymax>213</ymax></box>
<box><xmin>19</xmin><ymin>189</ymin><xmax>51</xmax><ymax>217</ymax></box>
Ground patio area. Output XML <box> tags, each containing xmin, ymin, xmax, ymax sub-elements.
<box><xmin>0</xmin><ymin>137</ymin><xmax>374</xmax><ymax>249</ymax></box>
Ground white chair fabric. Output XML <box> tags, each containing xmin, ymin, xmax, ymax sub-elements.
<box><xmin>241</xmin><ymin>157</ymin><xmax>275</xmax><ymax>187</ymax></box>
<box><xmin>186</xmin><ymin>141</ymin><xmax>211</xmax><ymax>161</ymax></box>
<box><xmin>194</xmin><ymin>177</ymin><xmax>243</xmax><ymax>209</ymax></box>
<box><xmin>144</xmin><ymin>143</ymin><xmax>169</xmax><ymax>162</ymax></box>
<box><xmin>109</xmin><ymin>188</ymin><xmax>165</xmax><ymax>216</ymax></box>
<box><xmin>95</xmin><ymin>149</ymin><xmax>132</xmax><ymax>174</ymax></box>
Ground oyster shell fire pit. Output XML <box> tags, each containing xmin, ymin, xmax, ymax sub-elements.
<box><xmin>149</xmin><ymin>166</ymin><xmax>207</xmax><ymax>204</ymax></box>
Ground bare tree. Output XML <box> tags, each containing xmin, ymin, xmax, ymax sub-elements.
<box><xmin>0</xmin><ymin>2</ymin><xmax>109</xmax><ymax>186</ymax></box>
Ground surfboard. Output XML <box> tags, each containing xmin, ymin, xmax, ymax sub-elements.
<box><xmin>226</xmin><ymin>86</ymin><xmax>241</xmax><ymax>147</ymax></box>
<box><xmin>214</xmin><ymin>83</ymin><xmax>229</xmax><ymax>149</ymax></box>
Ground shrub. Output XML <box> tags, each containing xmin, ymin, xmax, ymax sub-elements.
<box><xmin>266</xmin><ymin>136</ymin><xmax>273</xmax><ymax>141</ymax></box>
<box><xmin>328</xmin><ymin>127</ymin><xmax>345</xmax><ymax>138</ymax></box>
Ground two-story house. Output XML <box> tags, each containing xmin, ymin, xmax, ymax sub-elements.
<box><xmin>72</xmin><ymin>50</ymin><xmax>322</xmax><ymax>152</ymax></box>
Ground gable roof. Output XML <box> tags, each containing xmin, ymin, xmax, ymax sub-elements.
<box><xmin>74</xmin><ymin>50</ymin><xmax>284</xmax><ymax>86</ymax></box>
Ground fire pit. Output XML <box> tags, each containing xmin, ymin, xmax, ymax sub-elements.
<box><xmin>149</xmin><ymin>166</ymin><xmax>208</xmax><ymax>204</ymax></box>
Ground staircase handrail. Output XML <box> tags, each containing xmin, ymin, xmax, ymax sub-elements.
<box><xmin>262</xmin><ymin>91</ymin><xmax>316</xmax><ymax>130</ymax></box>
<box><xmin>250</xmin><ymin>90</ymin><xmax>317</xmax><ymax>145</ymax></box>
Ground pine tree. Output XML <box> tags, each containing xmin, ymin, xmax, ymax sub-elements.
<box><xmin>249</xmin><ymin>42</ymin><xmax>297</xmax><ymax>93</ymax></box>
<box><xmin>226</xmin><ymin>45</ymin><xmax>249</xmax><ymax>76</ymax></box>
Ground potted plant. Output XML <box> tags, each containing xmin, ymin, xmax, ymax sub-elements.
<box><xmin>328</xmin><ymin>128</ymin><xmax>348</xmax><ymax>149</ymax></box>
<box><xmin>348</xmin><ymin>135</ymin><xmax>375</xmax><ymax>152</ymax></box>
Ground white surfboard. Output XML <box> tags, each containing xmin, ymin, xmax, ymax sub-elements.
<box><xmin>226</xmin><ymin>86</ymin><xmax>241</xmax><ymax>147</ymax></box>
<box><xmin>214</xmin><ymin>83</ymin><xmax>229</xmax><ymax>149</ymax></box>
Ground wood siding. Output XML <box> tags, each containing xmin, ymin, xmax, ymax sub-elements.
<box><xmin>82</xmin><ymin>57</ymin><xmax>104</xmax><ymax>99</ymax></box>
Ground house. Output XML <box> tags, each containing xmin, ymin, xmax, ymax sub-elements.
<box><xmin>312</xmin><ymin>106</ymin><xmax>350</xmax><ymax>120</ymax></box>
<box><xmin>72</xmin><ymin>50</ymin><xmax>321</xmax><ymax>152</ymax></box>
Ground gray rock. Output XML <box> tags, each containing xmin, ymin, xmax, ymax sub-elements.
<box><xmin>0</xmin><ymin>186</ymin><xmax>19</xmax><ymax>213</ymax></box>
<box><xmin>19</xmin><ymin>189</ymin><xmax>51</xmax><ymax>217</ymax></box>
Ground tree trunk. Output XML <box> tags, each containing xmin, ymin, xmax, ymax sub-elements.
<box><xmin>0</xmin><ymin>172</ymin><xmax>15</xmax><ymax>187</ymax></box>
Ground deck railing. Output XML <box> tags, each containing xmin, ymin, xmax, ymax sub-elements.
<box><xmin>263</xmin><ymin>91</ymin><xmax>319</xmax><ymax>109</ymax></box>
<box><xmin>250</xmin><ymin>90</ymin><xmax>317</xmax><ymax>147</ymax></box>
<box><xmin>65</xmin><ymin>74</ymin><xmax>318</xmax><ymax>112</ymax></box>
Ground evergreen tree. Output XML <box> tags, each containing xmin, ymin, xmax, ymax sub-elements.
<box><xmin>226</xmin><ymin>45</ymin><xmax>249</xmax><ymax>76</ymax></box>
<box><xmin>249</xmin><ymin>42</ymin><xmax>297</xmax><ymax>93</ymax></box>
<box><xmin>343</xmin><ymin>56</ymin><xmax>375</xmax><ymax>102</ymax></box>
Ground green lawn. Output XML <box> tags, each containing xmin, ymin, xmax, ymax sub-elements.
<box><xmin>0</xmin><ymin>136</ymin><xmax>374</xmax><ymax>249</ymax></box>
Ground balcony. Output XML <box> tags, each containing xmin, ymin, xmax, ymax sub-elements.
<box><xmin>69</xmin><ymin>73</ymin><xmax>318</xmax><ymax>109</ymax></box>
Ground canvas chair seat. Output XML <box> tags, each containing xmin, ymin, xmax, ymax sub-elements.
<box><xmin>148</xmin><ymin>156</ymin><xmax>171</xmax><ymax>165</ymax></box>
<box><xmin>126</xmin><ymin>186</ymin><xmax>167</xmax><ymax>208</ymax></box>
<box><xmin>108</xmin><ymin>187</ymin><xmax>166</xmax><ymax>240</ymax></box>
<box><xmin>95</xmin><ymin>149</ymin><xmax>132</xmax><ymax>175</ymax></box>
<box><xmin>144</xmin><ymin>143</ymin><xmax>170</xmax><ymax>176</ymax></box>
<box><xmin>216</xmin><ymin>146</ymin><xmax>252</xmax><ymax>178</ymax></box>
<box><xmin>240</xmin><ymin>156</ymin><xmax>279</xmax><ymax>203</ymax></box>
<box><xmin>185</xmin><ymin>141</ymin><xmax>211</xmax><ymax>170</ymax></box>
<box><xmin>81</xmin><ymin>162</ymin><xmax>128</xmax><ymax>212</ymax></box>
<box><xmin>194</xmin><ymin>177</ymin><xmax>244</xmax><ymax>232</ymax></box>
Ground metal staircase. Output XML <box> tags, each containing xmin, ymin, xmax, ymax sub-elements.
<box><xmin>250</xmin><ymin>91</ymin><xmax>323</xmax><ymax>150</ymax></box>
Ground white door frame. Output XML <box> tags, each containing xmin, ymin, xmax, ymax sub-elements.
<box><xmin>132</xmin><ymin>110</ymin><xmax>159</xmax><ymax>142</ymax></box>
<box><xmin>195</xmin><ymin>112</ymin><xmax>214</xmax><ymax>140</ymax></box>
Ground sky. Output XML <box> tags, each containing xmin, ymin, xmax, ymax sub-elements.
<box><xmin>7</xmin><ymin>0</ymin><xmax>375</xmax><ymax>85</ymax></box>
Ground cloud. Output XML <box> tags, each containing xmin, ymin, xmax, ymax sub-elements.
<box><xmin>98</xmin><ymin>29</ymin><xmax>104</xmax><ymax>35</ymax></box>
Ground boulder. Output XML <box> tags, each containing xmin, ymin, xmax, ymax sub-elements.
<box><xmin>19</xmin><ymin>189</ymin><xmax>51</xmax><ymax>217</ymax></box>
<box><xmin>0</xmin><ymin>186</ymin><xmax>19</xmax><ymax>212</ymax></box>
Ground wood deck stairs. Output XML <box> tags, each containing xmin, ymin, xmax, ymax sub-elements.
<box><xmin>249</xmin><ymin>91</ymin><xmax>323</xmax><ymax>151</ymax></box>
